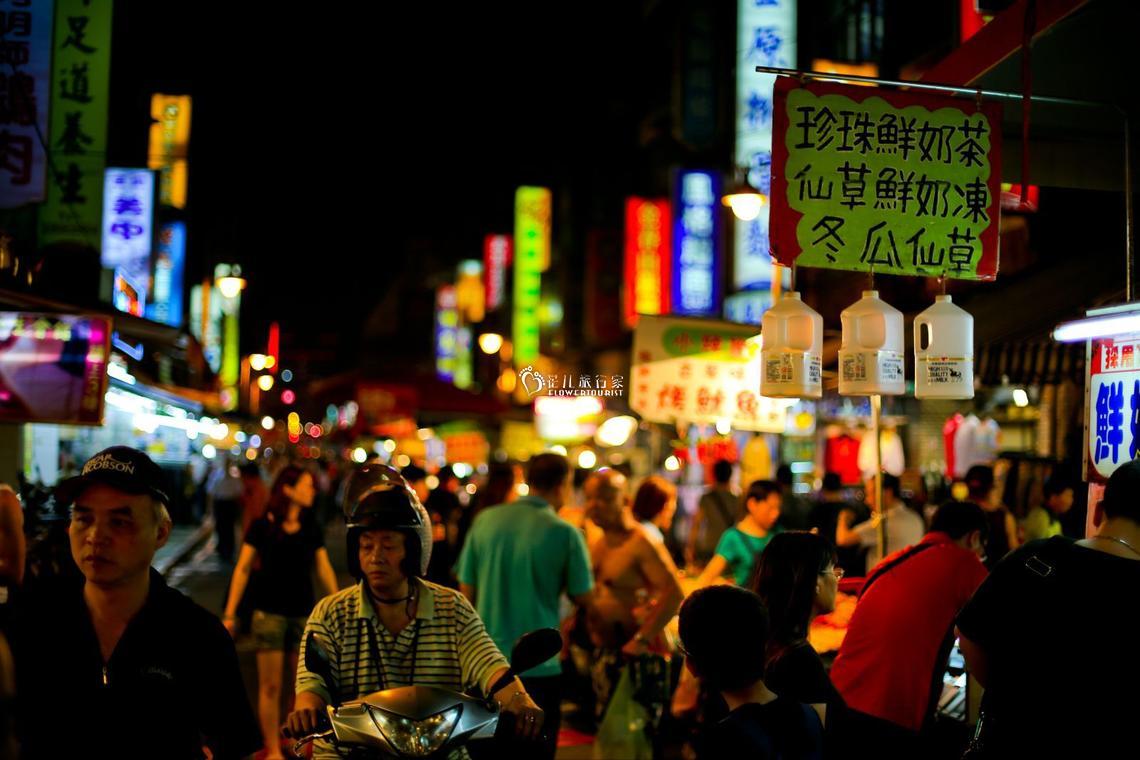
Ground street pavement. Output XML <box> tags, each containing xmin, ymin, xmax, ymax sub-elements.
<box><xmin>164</xmin><ymin>517</ymin><xmax>595</xmax><ymax>759</ymax></box>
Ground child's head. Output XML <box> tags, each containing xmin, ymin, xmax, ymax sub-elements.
<box><xmin>679</xmin><ymin>585</ymin><xmax>769</xmax><ymax>693</ymax></box>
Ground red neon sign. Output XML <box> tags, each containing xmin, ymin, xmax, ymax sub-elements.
<box><xmin>623</xmin><ymin>198</ymin><xmax>671</xmax><ymax>329</ymax></box>
<box><xmin>483</xmin><ymin>235</ymin><xmax>512</xmax><ymax>311</ymax></box>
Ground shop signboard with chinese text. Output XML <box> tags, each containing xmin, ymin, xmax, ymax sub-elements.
<box><xmin>1086</xmin><ymin>335</ymin><xmax>1140</xmax><ymax>485</ymax></box>
<box><xmin>102</xmin><ymin>168</ymin><xmax>155</xmax><ymax>310</ymax></box>
<box><xmin>0</xmin><ymin>0</ymin><xmax>54</xmax><ymax>207</ymax></box>
<box><xmin>147</xmin><ymin>94</ymin><xmax>191</xmax><ymax>208</ymax></box>
<box><xmin>623</xmin><ymin>197</ymin><xmax>671</xmax><ymax>328</ymax></box>
<box><xmin>145</xmin><ymin>222</ymin><xmax>186</xmax><ymax>327</ymax></box>
<box><xmin>39</xmin><ymin>0</ymin><xmax>113</xmax><ymax>246</ymax></box>
<box><xmin>630</xmin><ymin>315</ymin><xmax>787</xmax><ymax>432</ymax></box>
<box><xmin>483</xmin><ymin>235</ymin><xmax>511</xmax><ymax>311</ymax></box>
<box><xmin>0</xmin><ymin>312</ymin><xmax>110</xmax><ymax>425</ymax></box>
<box><xmin>734</xmin><ymin>0</ymin><xmax>796</xmax><ymax>289</ymax></box>
<box><xmin>770</xmin><ymin>78</ymin><xmax>1002</xmax><ymax>280</ymax></box>
<box><xmin>514</xmin><ymin>186</ymin><xmax>550</xmax><ymax>366</ymax></box>
<box><xmin>672</xmin><ymin>171</ymin><xmax>722</xmax><ymax>316</ymax></box>
<box><xmin>435</xmin><ymin>285</ymin><xmax>458</xmax><ymax>382</ymax></box>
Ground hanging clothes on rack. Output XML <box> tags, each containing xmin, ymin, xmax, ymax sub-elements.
<box><xmin>953</xmin><ymin>414</ymin><xmax>981</xmax><ymax>478</ymax></box>
<box><xmin>857</xmin><ymin>427</ymin><xmax>906</xmax><ymax>479</ymax></box>
<box><xmin>943</xmin><ymin>413</ymin><xmax>964</xmax><ymax>478</ymax></box>
<box><xmin>825</xmin><ymin>429</ymin><xmax>862</xmax><ymax>486</ymax></box>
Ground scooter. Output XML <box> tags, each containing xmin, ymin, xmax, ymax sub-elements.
<box><xmin>289</xmin><ymin>627</ymin><xmax>563</xmax><ymax>758</ymax></box>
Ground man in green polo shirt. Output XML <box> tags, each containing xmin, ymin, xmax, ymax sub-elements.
<box><xmin>458</xmin><ymin>453</ymin><xmax>594</xmax><ymax>760</ymax></box>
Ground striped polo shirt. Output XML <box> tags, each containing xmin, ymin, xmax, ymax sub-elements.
<box><xmin>296</xmin><ymin>578</ymin><xmax>508</xmax><ymax>749</ymax></box>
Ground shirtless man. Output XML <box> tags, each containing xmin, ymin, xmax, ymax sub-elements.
<box><xmin>584</xmin><ymin>469</ymin><xmax>684</xmax><ymax>657</ymax></box>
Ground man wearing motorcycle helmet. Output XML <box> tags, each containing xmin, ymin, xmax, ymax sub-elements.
<box><xmin>286</xmin><ymin>463</ymin><xmax>543</xmax><ymax>757</ymax></box>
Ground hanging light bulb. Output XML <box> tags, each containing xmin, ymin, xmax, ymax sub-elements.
<box><xmin>721</xmin><ymin>173</ymin><xmax>766</xmax><ymax>221</ymax></box>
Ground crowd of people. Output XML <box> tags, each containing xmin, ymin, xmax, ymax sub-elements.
<box><xmin>0</xmin><ymin>442</ymin><xmax>1136</xmax><ymax>759</ymax></box>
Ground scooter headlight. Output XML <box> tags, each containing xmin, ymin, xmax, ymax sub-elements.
<box><xmin>371</xmin><ymin>705</ymin><xmax>461</xmax><ymax>757</ymax></box>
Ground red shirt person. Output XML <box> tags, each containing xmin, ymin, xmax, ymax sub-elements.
<box><xmin>829</xmin><ymin>501</ymin><xmax>988</xmax><ymax>739</ymax></box>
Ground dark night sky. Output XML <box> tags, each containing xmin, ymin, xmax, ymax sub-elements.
<box><xmin>108</xmin><ymin>1</ymin><xmax>664</xmax><ymax>374</ymax></box>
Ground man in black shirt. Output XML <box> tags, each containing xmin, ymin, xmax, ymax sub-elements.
<box><xmin>957</xmin><ymin>458</ymin><xmax>1140</xmax><ymax>757</ymax></box>
<box><xmin>9</xmin><ymin>446</ymin><xmax>261</xmax><ymax>759</ymax></box>
<box><xmin>679</xmin><ymin>585</ymin><xmax>823</xmax><ymax>759</ymax></box>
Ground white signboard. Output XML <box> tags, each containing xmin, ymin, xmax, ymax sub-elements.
<box><xmin>631</xmin><ymin>315</ymin><xmax>789</xmax><ymax>432</ymax></box>
<box><xmin>734</xmin><ymin>0</ymin><xmax>796</xmax><ymax>289</ymax></box>
<box><xmin>102</xmin><ymin>168</ymin><xmax>155</xmax><ymax>300</ymax></box>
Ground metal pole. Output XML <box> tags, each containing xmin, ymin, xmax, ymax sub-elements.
<box><xmin>871</xmin><ymin>394</ymin><xmax>886</xmax><ymax>561</ymax></box>
<box><xmin>1127</xmin><ymin>117</ymin><xmax>1135</xmax><ymax>301</ymax></box>
<box><xmin>753</xmin><ymin>65</ymin><xmax>1113</xmax><ymax>110</ymax></box>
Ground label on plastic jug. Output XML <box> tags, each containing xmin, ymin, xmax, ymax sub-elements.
<box><xmin>842</xmin><ymin>354</ymin><xmax>868</xmax><ymax>382</ymax></box>
<box><xmin>766</xmin><ymin>355</ymin><xmax>794</xmax><ymax>383</ymax></box>
<box><xmin>808</xmin><ymin>356</ymin><xmax>821</xmax><ymax>385</ymax></box>
<box><xmin>880</xmin><ymin>352</ymin><xmax>904</xmax><ymax>382</ymax></box>
<box><xmin>920</xmin><ymin>357</ymin><xmax>971</xmax><ymax>385</ymax></box>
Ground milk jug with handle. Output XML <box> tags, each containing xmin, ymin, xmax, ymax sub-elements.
<box><xmin>839</xmin><ymin>290</ymin><xmax>905</xmax><ymax>395</ymax></box>
<box><xmin>914</xmin><ymin>294</ymin><xmax>974</xmax><ymax>399</ymax></box>
<box><xmin>761</xmin><ymin>292</ymin><xmax>822</xmax><ymax>398</ymax></box>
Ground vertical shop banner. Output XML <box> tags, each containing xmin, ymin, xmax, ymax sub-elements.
<box><xmin>455</xmin><ymin>260</ymin><xmax>485</xmax><ymax>324</ymax></box>
<box><xmin>1085</xmin><ymin>336</ymin><xmax>1140</xmax><ymax>485</ymax></box>
<box><xmin>770</xmin><ymin>77</ymin><xmax>1002</xmax><ymax>280</ymax></box>
<box><xmin>102</xmin><ymin>168</ymin><xmax>155</xmax><ymax>311</ymax></box>
<box><xmin>147</xmin><ymin>94</ymin><xmax>191</xmax><ymax>208</ymax></box>
<box><xmin>483</xmin><ymin>234</ymin><xmax>511</xmax><ymax>311</ymax></box>
<box><xmin>189</xmin><ymin>283</ymin><xmax>222</xmax><ymax>373</ymax></box>
<box><xmin>514</xmin><ymin>186</ymin><xmax>550</xmax><ymax>367</ymax></box>
<box><xmin>453</xmin><ymin>327</ymin><xmax>473</xmax><ymax>390</ymax></box>
<box><xmin>145</xmin><ymin>221</ymin><xmax>186</xmax><ymax>327</ymax></box>
<box><xmin>0</xmin><ymin>0</ymin><xmax>53</xmax><ymax>207</ymax></box>
<box><xmin>435</xmin><ymin>285</ymin><xmax>458</xmax><ymax>382</ymax></box>
<box><xmin>630</xmin><ymin>315</ymin><xmax>787</xmax><ymax>432</ymax></box>
<box><xmin>734</xmin><ymin>0</ymin><xmax>795</xmax><ymax>289</ymax></box>
<box><xmin>0</xmin><ymin>312</ymin><xmax>110</xmax><ymax>425</ymax></box>
<box><xmin>623</xmin><ymin>198</ymin><xmax>671</xmax><ymax>329</ymax></box>
<box><xmin>39</xmin><ymin>0</ymin><xmax>113</xmax><ymax>246</ymax></box>
<box><xmin>672</xmin><ymin>171</ymin><xmax>721</xmax><ymax>317</ymax></box>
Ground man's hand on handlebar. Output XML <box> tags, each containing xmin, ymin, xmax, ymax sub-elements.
<box><xmin>282</xmin><ymin>691</ymin><xmax>329</xmax><ymax>739</ymax></box>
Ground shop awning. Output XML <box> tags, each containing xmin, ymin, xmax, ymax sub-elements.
<box><xmin>922</xmin><ymin>0</ymin><xmax>1133</xmax><ymax>193</ymax></box>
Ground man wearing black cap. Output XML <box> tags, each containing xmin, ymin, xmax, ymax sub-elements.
<box><xmin>8</xmin><ymin>446</ymin><xmax>261</xmax><ymax>759</ymax></box>
<box><xmin>957</xmin><ymin>458</ymin><xmax>1140</xmax><ymax>757</ymax></box>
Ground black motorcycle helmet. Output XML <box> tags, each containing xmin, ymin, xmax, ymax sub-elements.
<box><xmin>341</xmin><ymin>462</ymin><xmax>432</xmax><ymax>580</ymax></box>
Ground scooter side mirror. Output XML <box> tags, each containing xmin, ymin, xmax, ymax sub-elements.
<box><xmin>509</xmin><ymin>628</ymin><xmax>564</xmax><ymax>676</ymax></box>
<box><xmin>303</xmin><ymin>631</ymin><xmax>338</xmax><ymax>706</ymax></box>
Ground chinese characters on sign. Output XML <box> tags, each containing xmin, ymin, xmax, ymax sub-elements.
<box><xmin>102</xmin><ymin>168</ymin><xmax>154</xmax><ymax>313</ymax></box>
<box><xmin>770</xmin><ymin>77</ymin><xmax>1002</xmax><ymax>280</ymax></box>
<box><xmin>0</xmin><ymin>311</ymin><xmax>110</xmax><ymax>425</ymax></box>
<box><xmin>734</xmin><ymin>0</ymin><xmax>795</xmax><ymax>289</ymax></box>
<box><xmin>672</xmin><ymin>171</ymin><xmax>721</xmax><ymax>317</ymax></box>
<box><xmin>623</xmin><ymin>197</ymin><xmax>671</xmax><ymax>328</ymax></box>
<box><xmin>1087</xmin><ymin>336</ymin><xmax>1140</xmax><ymax>484</ymax></box>
<box><xmin>630</xmin><ymin>315</ymin><xmax>788</xmax><ymax>432</ymax></box>
<box><xmin>38</xmin><ymin>0</ymin><xmax>113</xmax><ymax>245</ymax></box>
<box><xmin>0</xmin><ymin>0</ymin><xmax>53</xmax><ymax>207</ymax></box>
<box><xmin>514</xmin><ymin>186</ymin><xmax>550</xmax><ymax>367</ymax></box>
<box><xmin>145</xmin><ymin>221</ymin><xmax>185</xmax><ymax>327</ymax></box>
<box><xmin>435</xmin><ymin>285</ymin><xmax>459</xmax><ymax>383</ymax></box>
<box><xmin>146</xmin><ymin>93</ymin><xmax>191</xmax><ymax>208</ymax></box>
<box><xmin>483</xmin><ymin>234</ymin><xmax>511</xmax><ymax>311</ymax></box>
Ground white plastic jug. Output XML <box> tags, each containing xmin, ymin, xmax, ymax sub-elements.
<box><xmin>761</xmin><ymin>292</ymin><xmax>822</xmax><ymax>399</ymax></box>
<box><xmin>839</xmin><ymin>290</ymin><xmax>905</xmax><ymax>395</ymax></box>
<box><xmin>914</xmin><ymin>294</ymin><xmax>974</xmax><ymax>399</ymax></box>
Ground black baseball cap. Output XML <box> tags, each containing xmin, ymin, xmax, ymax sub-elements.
<box><xmin>54</xmin><ymin>446</ymin><xmax>172</xmax><ymax>507</ymax></box>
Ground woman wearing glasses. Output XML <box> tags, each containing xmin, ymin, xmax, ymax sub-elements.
<box><xmin>749</xmin><ymin>532</ymin><xmax>844</xmax><ymax>728</ymax></box>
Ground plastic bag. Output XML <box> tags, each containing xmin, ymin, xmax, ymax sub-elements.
<box><xmin>593</xmin><ymin>666</ymin><xmax>653</xmax><ymax>760</ymax></box>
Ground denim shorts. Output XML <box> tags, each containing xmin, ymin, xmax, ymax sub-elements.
<box><xmin>250</xmin><ymin>609</ymin><xmax>307</xmax><ymax>651</ymax></box>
